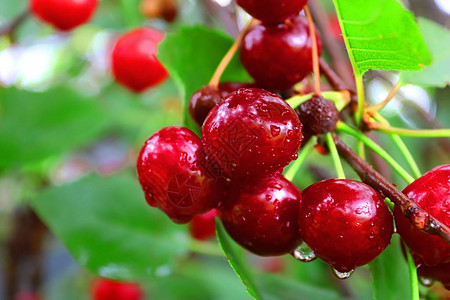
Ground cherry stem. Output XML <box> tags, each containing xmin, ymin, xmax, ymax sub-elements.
<box><xmin>333</xmin><ymin>135</ymin><xmax>450</xmax><ymax>243</ymax></box>
<box><xmin>368</xmin><ymin>79</ymin><xmax>402</xmax><ymax>113</ymax></box>
<box><xmin>286</xmin><ymin>91</ymin><xmax>349</xmax><ymax>110</ymax></box>
<box><xmin>284</xmin><ymin>137</ymin><xmax>316</xmax><ymax>181</ymax></box>
<box><xmin>304</xmin><ymin>5</ymin><xmax>321</xmax><ymax>95</ymax></box>
<box><xmin>404</xmin><ymin>243</ymin><xmax>420</xmax><ymax>300</ymax></box>
<box><xmin>371</xmin><ymin>113</ymin><xmax>422</xmax><ymax>178</ymax></box>
<box><xmin>0</xmin><ymin>10</ymin><xmax>29</xmax><ymax>43</ymax></box>
<box><xmin>369</xmin><ymin>123</ymin><xmax>450</xmax><ymax>138</ymax></box>
<box><xmin>354</xmin><ymin>74</ymin><xmax>366</xmax><ymax>127</ymax></box>
<box><xmin>209</xmin><ymin>19</ymin><xmax>256</xmax><ymax>88</ymax></box>
<box><xmin>325</xmin><ymin>132</ymin><xmax>346</xmax><ymax>179</ymax></box>
<box><xmin>319</xmin><ymin>58</ymin><xmax>349</xmax><ymax>92</ymax></box>
<box><xmin>337</xmin><ymin>122</ymin><xmax>415</xmax><ymax>184</ymax></box>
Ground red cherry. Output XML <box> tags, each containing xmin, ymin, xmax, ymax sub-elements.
<box><xmin>137</xmin><ymin>126</ymin><xmax>225</xmax><ymax>224</ymax></box>
<box><xmin>112</xmin><ymin>28</ymin><xmax>168</xmax><ymax>93</ymax></box>
<box><xmin>30</xmin><ymin>0</ymin><xmax>97</xmax><ymax>31</ymax></box>
<box><xmin>201</xmin><ymin>88</ymin><xmax>302</xmax><ymax>179</ymax></box>
<box><xmin>240</xmin><ymin>16</ymin><xmax>322</xmax><ymax>91</ymax></box>
<box><xmin>189</xmin><ymin>209</ymin><xmax>218</xmax><ymax>240</ymax></box>
<box><xmin>298</xmin><ymin>179</ymin><xmax>394</xmax><ymax>273</ymax></box>
<box><xmin>91</xmin><ymin>278</ymin><xmax>143</xmax><ymax>300</ymax></box>
<box><xmin>394</xmin><ymin>164</ymin><xmax>450</xmax><ymax>266</ymax></box>
<box><xmin>236</xmin><ymin>0</ymin><xmax>307</xmax><ymax>25</ymax></box>
<box><xmin>219</xmin><ymin>173</ymin><xmax>302</xmax><ymax>256</ymax></box>
<box><xmin>417</xmin><ymin>263</ymin><xmax>450</xmax><ymax>290</ymax></box>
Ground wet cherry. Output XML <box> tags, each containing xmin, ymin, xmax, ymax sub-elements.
<box><xmin>201</xmin><ymin>88</ymin><xmax>303</xmax><ymax>179</ymax></box>
<box><xmin>219</xmin><ymin>173</ymin><xmax>302</xmax><ymax>256</ymax></box>
<box><xmin>91</xmin><ymin>278</ymin><xmax>143</xmax><ymax>300</ymax></box>
<box><xmin>236</xmin><ymin>0</ymin><xmax>308</xmax><ymax>25</ymax></box>
<box><xmin>189</xmin><ymin>209</ymin><xmax>218</xmax><ymax>240</ymax></box>
<box><xmin>298</xmin><ymin>179</ymin><xmax>394</xmax><ymax>273</ymax></box>
<box><xmin>394</xmin><ymin>164</ymin><xmax>450</xmax><ymax>266</ymax></box>
<box><xmin>112</xmin><ymin>28</ymin><xmax>168</xmax><ymax>93</ymax></box>
<box><xmin>240</xmin><ymin>16</ymin><xmax>322</xmax><ymax>91</ymax></box>
<box><xmin>30</xmin><ymin>0</ymin><xmax>97</xmax><ymax>31</ymax></box>
<box><xmin>417</xmin><ymin>262</ymin><xmax>450</xmax><ymax>290</ymax></box>
<box><xmin>137</xmin><ymin>126</ymin><xmax>225</xmax><ymax>224</ymax></box>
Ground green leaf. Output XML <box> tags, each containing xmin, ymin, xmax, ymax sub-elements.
<box><xmin>215</xmin><ymin>218</ymin><xmax>262</xmax><ymax>299</ymax></box>
<box><xmin>31</xmin><ymin>173</ymin><xmax>189</xmax><ymax>280</ymax></box>
<box><xmin>257</xmin><ymin>273</ymin><xmax>343</xmax><ymax>300</ymax></box>
<box><xmin>401</xmin><ymin>18</ymin><xmax>450</xmax><ymax>87</ymax></box>
<box><xmin>369</xmin><ymin>235</ymin><xmax>411</xmax><ymax>300</ymax></box>
<box><xmin>0</xmin><ymin>87</ymin><xmax>110</xmax><ymax>170</ymax></box>
<box><xmin>157</xmin><ymin>25</ymin><xmax>251</xmax><ymax>133</ymax></box>
<box><xmin>332</xmin><ymin>0</ymin><xmax>432</xmax><ymax>75</ymax></box>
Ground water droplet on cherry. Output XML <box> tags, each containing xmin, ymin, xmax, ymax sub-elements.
<box><xmin>332</xmin><ymin>268</ymin><xmax>354</xmax><ymax>279</ymax></box>
<box><xmin>292</xmin><ymin>242</ymin><xmax>317</xmax><ymax>262</ymax></box>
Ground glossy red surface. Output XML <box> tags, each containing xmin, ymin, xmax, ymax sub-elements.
<box><xmin>298</xmin><ymin>179</ymin><xmax>394</xmax><ymax>272</ymax></box>
<box><xmin>201</xmin><ymin>88</ymin><xmax>302</xmax><ymax>179</ymax></box>
<box><xmin>92</xmin><ymin>279</ymin><xmax>143</xmax><ymax>300</ymax></box>
<box><xmin>31</xmin><ymin>0</ymin><xmax>97</xmax><ymax>31</ymax></box>
<box><xmin>394</xmin><ymin>164</ymin><xmax>450</xmax><ymax>266</ymax></box>
<box><xmin>112</xmin><ymin>28</ymin><xmax>168</xmax><ymax>93</ymax></box>
<box><xmin>240</xmin><ymin>16</ymin><xmax>322</xmax><ymax>91</ymax></box>
<box><xmin>189</xmin><ymin>209</ymin><xmax>218</xmax><ymax>240</ymax></box>
<box><xmin>236</xmin><ymin>0</ymin><xmax>308</xmax><ymax>25</ymax></box>
<box><xmin>137</xmin><ymin>127</ymin><xmax>225</xmax><ymax>224</ymax></box>
<box><xmin>188</xmin><ymin>86</ymin><xmax>223</xmax><ymax>127</ymax></box>
<box><xmin>219</xmin><ymin>173</ymin><xmax>302</xmax><ymax>256</ymax></box>
<box><xmin>418</xmin><ymin>262</ymin><xmax>450</xmax><ymax>290</ymax></box>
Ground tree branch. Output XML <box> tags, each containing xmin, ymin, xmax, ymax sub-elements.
<box><xmin>0</xmin><ymin>10</ymin><xmax>29</xmax><ymax>42</ymax></box>
<box><xmin>333</xmin><ymin>135</ymin><xmax>450</xmax><ymax>243</ymax></box>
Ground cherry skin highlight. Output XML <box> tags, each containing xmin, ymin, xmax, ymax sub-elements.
<box><xmin>30</xmin><ymin>0</ymin><xmax>97</xmax><ymax>31</ymax></box>
<box><xmin>240</xmin><ymin>16</ymin><xmax>322</xmax><ymax>91</ymax></box>
<box><xmin>219</xmin><ymin>173</ymin><xmax>302</xmax><ymax>256</ymax></box>
<box><xmin>137</xmin><ymin>126</ymin><xmax>225</xmax><ymax>224</ymax></box>
<box><xmin>394</xmin><ymin>164</ymin><xmax>450</xmax><ymax>266</ymax></box>
<box><xmin>201</xmin><ymin>88</ymin><xmax>303</xmax><ymax>179</ymax></box>
<box><xmin>236</xmin><ymin>0</ymin><xmax>308</xmax><ymax>25</ymax></box>
<box><xmin>112</xmin><ymin>28</ymin><xmax>168</xmax><ymax>93</ymax></box>
<box><xmin>189</xmin><ymin>209</ymin><xmax>218</xmax><ymax>240</ymax></box>
<box><xmin>298</xmin><ymin>179</ymin><xmax>394</xmax><ymax>273</ymax></box>
<box><xmin>91</xmin><ymin>278</ymin><xmax>143</xmax><ymax>300</ymax></box>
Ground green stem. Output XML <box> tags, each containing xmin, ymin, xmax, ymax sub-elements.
<box><xmin>357</xmin><ymin>140</ymin><xmax>366</xmax><ymax>160</ymax></box>
<box><xmin>355</xmin><ymin>74</ymin><xmax>365</xmax><ymax>127</ymax></box>
<box><xmin>325</xmin><ymin>133</ymin><xmax>346</xmax><ymax>179</ymax></box>
<box><xmin>286</xmin><ymin>91</ymin><xmax>348</xmax><ymax>110</ymax></box>
<box><xmin>405</xmin><ymin>243</ymin><xmax>420</xmax><ymax>300</ymax></box>
<box><xmin>390</xmin><ymin>135</ymin><xmax>421</xmax><ymax>179</ymax></box>
<box><xmin>375</xmin><ymin>126</ymin><xmax>450</xmax><ymax>138</ymax></box>
<box><xmin>284</xmin><ymin>137</ymin><xmax>316</xmax><ymax>181</ymax></box>
<box><xmin>336</xmin><ymin>122</ymin><xmax>414</xmax><ymax>184</ymax></box>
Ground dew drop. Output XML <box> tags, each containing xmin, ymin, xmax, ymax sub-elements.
<box><xmin>332</xmin><ymin>268</ymin><xmax>354</xmax><ymax>279</ymax></box>
<box><xmin>180</xmin><ymin>152</ymin><xmax>188</xmax><ymax>164</ymax></box>
<box><xmin>419</xmin><ymin>276</ymin><xmax>434</xmax><ymax>287</ymax></box>
<box><xmin>270</xmin><ymin>125</ymin><xmax>281</xmax><ymax>136</ymax></box>
<box><xmin>291</xmin><ymin>153</ymin><xmax>298</xmax><ymax>160</ymax></box>
<box><xmin>265</xmin><ymin>194</ymin><xmax>272</xmax><ymax>201</ymax></box>
<box><xmin>292</xmin><ymin>242</ymin><xmax>317</xmax><ymax>262</ymax></box>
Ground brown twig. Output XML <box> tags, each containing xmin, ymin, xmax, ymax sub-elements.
<box><xmin>333</xmin><ymin>135</ymin><xmax>450</xmax><ymax>244</ymax></box>
<box><xmin>319</xmin><ymin>58</ymin><xmax>349</xmax><ymax>92</ymax></box>
<box><xmin>0</xmin><ymin>10</ymin><xmax>29</xmax><ymax>43</ymax></box>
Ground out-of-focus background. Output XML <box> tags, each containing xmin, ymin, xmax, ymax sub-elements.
<box><xmin>0</xmin><ymin>0</ymin><xmax>449</xmax><ymax>299</ymax></box>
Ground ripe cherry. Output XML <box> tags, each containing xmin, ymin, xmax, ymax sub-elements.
<box><xmin>112</xmin><ymin>28</ymin><xmax>168</xmax><ymax>93</ymax></box>
<box><xmin>298</xmin><ymin>179</ymin><xmax>394</xmax><ymax>273</ymax></box>
<box><xmin>296</xmin><ymin>95</ymin><xmax>339</xmax><ymax>136</ymax></box>
<box><xmin>240</xmin><ymin>16</ymin><xmax>322</xmax><ymax>91</ymax></box>
<box><xmin>394</xmin><ymin>164</ymin><xmax>450</xmax><ymax>266</ymax></box>
<box><xmin>137</xmin><ymin>126</ymin><xmax>225</xmax><ymax>224</ymax></box>
<box><xmin>202</xmin><ymin>88</ymin><xmax>302</xmax><ymax>179</ymax></box>
<box><xmin>189</xmin><ymin>209</ymin><xmax>218</xmax><ymax>240</ymax></box>
<box><xmin>236</xmin><ymin>0</ymin><xmax>307</xmax><ymax>25</ymax></box>
<box><xmin>219</xmin><ymin>173</ymin><xmax>302</xmax><ymax>256</ymax></box>
<box><xmin>30</xmin><ymin>0</ymin><xmax>97</xmax><ymax>31</ymax></box>
<box><xmin>91</xmin><ymin>278</ymin><xmax>143</xmax><ymax>300</ymax></box>
<box><xmin>188</xmin><ymin>83</ymin><xmax>255</xmax><ymax>126</ymax></box>
<box><xmin>417</xmin><ymin>263</ymin><xmax>450</xmax><ymax>290</ymax></box>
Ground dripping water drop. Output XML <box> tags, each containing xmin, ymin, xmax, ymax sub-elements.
<box><xmin>332</xmin><ymin>268</ymin><xmax>354</xmax><ymax>279</ymax></box>
<box><xmin>292</xmin><ymin>242</ymin><xmax>317</xmax><ymax>262</ymax></box>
